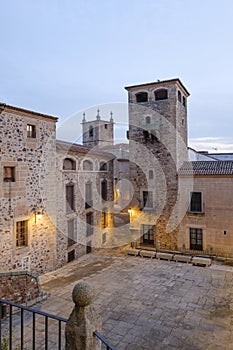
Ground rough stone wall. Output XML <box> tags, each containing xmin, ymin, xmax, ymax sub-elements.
<box><xmin>0</xmin><ymin>108</ymin><xmax>57</xmax><ymax>274</ymax></box>
<box><xmin>127</xmin><ymin>81</ymin><xmax>189</xmax><ymax>250</ymax></box>
<box><xmin>179</xmin><ymin>175</ymin><xmax>233</xmax><ymax>257</ymax></box>
<box><xmin>0</xmin><ymin>271</ymin><xmax>41</xmax><ymax>304</ymax></box>
<box><xmin>56</xmin><ymin>146</ymin><xmax>114</xmax><ymax>265</ymax></box>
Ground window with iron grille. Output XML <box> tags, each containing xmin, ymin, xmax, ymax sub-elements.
<box><xmin>16</xmin><ymin>220</ymin><xmax>28</xmax><ymax>247</ymax></box>
<box><xmin>190</xmin><ymin>228</ymin><xmax>203</xmax><ymax>250</ymax></box>
<box><xmin>4</xmin><ymin>166</ymin><xmax>15</xmax><ymax>182</ymax></box>
<box><xmin>142</xmin><ymin>191</ymin><xmax>153</xmax><ymax>208</ymax></box>
<box><xmin>86</xmin><ymin>212</ymin><xmax>94</xmax><ymax>236</ymax></box>
<box><xmin>66</xmin><ymin>183</ymin><xmax>75</xmax><ymax>212</ymax></box>
<box><xmin>67</xmin><ymin>219</ymin><xmax>76</xmax><ymax>246</ymax></box>
<box><xmin>190</xmin><ymin>192</ymin><xmax>202</xmax><ymax>212</ymax></box>
<box><xmin>27</xmin><ymin>124</ymin><xmax>36</xmax><ymax>138</ymax></box>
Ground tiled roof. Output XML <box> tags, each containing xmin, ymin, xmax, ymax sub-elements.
<box><xmin>56</xmin><ymin>140</ymin><xmax>114</xmax><ymax>158</ymax></box>
<box><xmin>179</xmin><ymin>161</ymin><xmax>233</xmax><ymax>176</ymax></box>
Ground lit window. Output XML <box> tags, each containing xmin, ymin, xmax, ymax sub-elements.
<box><xmin>27</xmin><ymin>124</ymin><xmax>36</xmax><ymax>138</ymax></box>
<box><xmin>190</xmin><ymin>192</ymin><xmax>202</xmax><ymax>212</ymax></box>
<box><xmin>102</xmin><ymin>209</ymin><xmax>107</xmax><ymax>228</ymax></box>
<box><xmin>16</xmin><ymin>220</ymin><xmax>28</xmax><ymax>247</ymax></box>
<box><xmin>4</xmin><ymin>167</ymin><xmax>15</xmax><ymax>182</ymax></box>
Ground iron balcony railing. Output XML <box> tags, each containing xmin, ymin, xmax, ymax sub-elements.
<box><xmin>0</xmin><ymin>299</ymin><xmax>116</xmax><ymax>350</ymax></box>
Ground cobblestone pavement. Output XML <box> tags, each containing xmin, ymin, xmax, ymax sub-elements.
<box><xmin>38</xmin><ymin>249</ymin><xmax>233</xmax><ymax>350</ymax></box>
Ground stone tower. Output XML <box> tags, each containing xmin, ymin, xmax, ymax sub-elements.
<box><xmin>125</xmin><ymin>78</ymin><xmax>190</xmax><ymax>250</ymax></box>
<box><xmin>82</xmin><ymin>110</ymin><xmax>114</xmax><ymax>148</ymax></box>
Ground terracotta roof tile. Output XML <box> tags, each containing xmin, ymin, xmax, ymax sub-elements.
<box><xmin>179</xmin><ymin>161</ymin><xmax>233</xmax><ymax>176</ymax></box>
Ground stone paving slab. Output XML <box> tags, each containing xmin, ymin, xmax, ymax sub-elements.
<box><xmin>11</xmin><ymin>249</ymin><xmax>233</xmax><ymax>349</ymax></box>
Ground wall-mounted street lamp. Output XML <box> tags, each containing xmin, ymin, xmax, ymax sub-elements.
<box><xmin>33</xmin><ymin>208</ymin><xmax>44</xmax><ymax>223</ymax></box>
<box><xmin>128</xmin><ymin>208</ymin><xmax>132</xmax><ymax>217</ymax></box>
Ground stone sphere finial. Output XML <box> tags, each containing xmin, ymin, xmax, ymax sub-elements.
<box><xmin>72</xmin><ymin>281</ymin><xmax>95</xmax><ymax>307</ymax></box>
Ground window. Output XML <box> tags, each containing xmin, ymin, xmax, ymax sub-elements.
<box><xmin>4</xmin><ymin>167</ymin><xmax>15</xmax><ymax>182</ymax></box>
<box><xmin>86</xmin><ymin>213</ymin><xmax>94</xmax><ymax>236</ymax></box>
<box><xmin>27</xmin><ymin>124</ymin><xmax>36</xmax><ymax>138</ymax></box>
<box><xmin>16</xmin><ymin>220</ymin><xmax>28</xmax><ymax>247</ymax></box>
<box><xmin>142</xmin><ymin>191</ymin><xmax>153</xmax><ymax>208</ymax></box>
<box><xmin>105</xmin><ymin>124</ymin><xmax>108</xmax><ymax>129</ymax></box>
<box><xmin>183</xmin><ymin>96</ymin><xmax>186</xmax><ymax>107</ymax></box>
<box><xmin>63</xmin><ymin>158</ymin><xmax>76</xmax><ymax>170</ymax></box>
<box><xmin>66</xmin><ymin>183</ymin><xmax>75</xmax><ymax>212</ymax></box>
<box><xmin>141</xmin><ymin>224</ymin><xmax>155</xmax><ymax>245</ymax></box>
<box><xmin>190</xmin><ymin>228</ymin><xmax>203</xmax><ymax>250</ymax></box>
<box><xmin>178</xmin><ymin>90</ymin><xmax>181</xmax><ymax>102</ymax></box>
<box><xmin>136</xmin><ymin>92</ymin><xmax>148</xmax><ymax>103</ymax></box>
<box><xmin>155</xmin><ymin>89</ymin><xmax>168</xmax><ymax>101</ymax></box>
<box><xmin>89</xmin><ymin>125</ymin><xmax>93</xmax><ymax>138</ymax></box>
<box><xmin>86</xmin><ymin>240</ymin><xmax>92</xmax><ymax>254</ymax></box>
<box><xmin>67</xmin><ymin>249</ymin><xmax>75</xmax><ymax>262</ymax></box>
<box><xmin>101</xmin><ymin>179</ymin><xmax>108</xmax><ymax>201</ymax></box>
<box><xmin>83</xmin><ymin>160</ymin><xmax>93</xmax><ymax>171</ymax></box>
<box><xmin>102</xmin><ymin>210</ymin><xmax>107</xmax><ymax>228</ymax></box>
<box><xmin>100</xmin><ymin>162</ymin><xmax>107</xmax><ymax>171</ymax></box>
<box><xmin>149</xmin><ymin>170</ymin><xmax>153</xmax><ymax>180</ymax></box>
<box><xmin>190</xmin><ymin>192</ymin><xmax>202</xmax><ymax>212</ymax></box>
<box><xmin>146</xmin><ymin>116</ymin><xmax>151</xmax><ymax>124</ymax></box>
<box><xmin>67</xmin><ymin>219</ymin><xmax>76</xmax><ymax>246</ymax></box>
<box><xmin>85</xmin><ymin>182</ymin><xmax>93</xmax><ymax>208</ymax></box>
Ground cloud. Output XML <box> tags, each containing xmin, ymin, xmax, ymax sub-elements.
<box><xmin>189</xmin><ymin>137</ymin><xmax>233</xmax><ymax>153</ymax></box>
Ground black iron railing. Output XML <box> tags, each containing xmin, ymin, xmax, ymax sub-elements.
<box><xmin>0</xmin><ymin>299</ymin><xmax>117</xmax><ymax>350</ymax></box>
<box><xmin>0</xmin><ymin>298</ymin><xmax>67</xmax><ymax>350</ymax></box>
<box><xmin>94</xmin><ymin>331</ymin><xmax>117</xmax><ymax>350</ymax></box>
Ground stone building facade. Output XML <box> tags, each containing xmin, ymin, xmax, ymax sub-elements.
<box><xmin>125</xmin><ymin>79</ymin><xmax>190</xmax><ymax>250</ymax></box>
<box><xmin>0</xmin><ymin>105</ymin><xmax>114</xmax><ymax>274</ymax></box>
<box><xmin>56</xmin><ymin>140</ymin><xmax>114</xmax><ymax>267</ymax></box>
<box><xmin>0</xmin><ymin>104</ymin><xmax>57</xmax><ymax>274</ymax></box>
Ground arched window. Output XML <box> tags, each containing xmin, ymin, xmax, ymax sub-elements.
<box><xmin>183</xmin><ymin>96</ymin><xmax>186</xmax><ymax>107</ymax></box>
<box><xmin>146</xmin><ymin>116</ymin><xmax>151</xmax><ymax>124</ymax></box>
<box><xmin>155</xmin><ymin>89</ymin><xmax>168</xmax><ymax>101</ymax></box>
<box><xmin>178</xmin><ymin>90</ymin><xmax>181</xmax><ymax>102</ymax></box>
<box><xmin>101</xmin><ymin>179</ymin><xmax>108</xmax><ymax>201</ymax></box>
<box><xmin>89</xmin><ymin>125</ymin><xmax>93</xmax><ymax>138</ymax></box>
<box><xmin>100</xmin><ymin>162</ymin><xmax>107</xmax><ymax>171</ymax></box>
<box><xmin>136</xmin><ymin>92</ymin><xmax>148</xmax><ymax>103</ymax></box>
<box><xmin>83</xmin><ymin>160</ymin><xmax>93</xmax><ymax>171</ymax></box>
<box><xmin>63</xmin><ymin>158</ymin><xmax>76</xmax><ymax>170</ymax></box>
<box><xmin>149</xmin><ymin>170</ymin><xmax>154</xmax><ymax>180</ymax></box>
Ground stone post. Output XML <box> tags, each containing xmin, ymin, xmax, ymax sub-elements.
<box><xmin>65</xmin><ymin>281</ymin><xmax>101</xmax><ymax>350</ymax></box>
